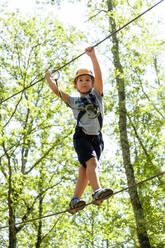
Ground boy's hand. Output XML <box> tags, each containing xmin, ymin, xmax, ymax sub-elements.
<box><xmin>85</xmin><ymin>46</ymin><xmax>103</xmax><ymax>95</ymax></box>
<box><xmin>45</xmin><ymin>71</ymin><xmax>51</xmax><ymax>79</ymax></box>
<box><xmin>85</xmin><ymin>46</ymin><xmax>95</xmax><ymax>57</ymax></box>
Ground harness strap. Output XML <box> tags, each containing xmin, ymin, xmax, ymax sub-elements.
<box><xmin>76</xmin><ymin>93</ymin><xmax>103</xmax><ymax>130</ymax></box>
<box><xmin>76</xmin><ymin>110</ymin><xmax>86</xmax><ymax>127</ymax></box>
<box><xmin>76</xmin><ymin>94</ymin><xmax>103</xmax><ymax>130</ymax></box>
<box><xmin>98</xmin><ymin>112</ymin><xmax>103</xmax><ymax>130</ymax></box>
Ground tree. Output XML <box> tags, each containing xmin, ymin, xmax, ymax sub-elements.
<box><xmin>83</xmin><ymin>0</ymin><xmax>165</xmax><ymax>247</ymax></box>
<box><xmin>107</xmin><ymin>1</ymin><xmax>151</xmax><ymax>246</ymax></box>
<box><xmin>0</xmin><ymin>10</ymin><xmax>84</xmax><ymax>248</ymax></box>
<box><xmin>1</xmin><ymin>0</ymin><xmax>165</xmax><ymax>247</ymax></box>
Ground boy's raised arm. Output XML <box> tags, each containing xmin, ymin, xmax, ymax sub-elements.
<box><xmin>85</xmin><ymin>47</ymin><xmax>103</xmax><ymax>95</ymax></box>
<box><xmin>45</xmin><ymin>72</ymin><xmax>69</xmax><ymax>103</ymax></box>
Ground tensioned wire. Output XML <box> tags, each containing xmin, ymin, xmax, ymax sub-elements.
<box><xmin>0</xmin><ymin>170</ymin><xmax>164</xmax><ymax>230</ymax></box>
<box><xmin>0</xmin><ymin>0</ymin><xmax>164</xmax><ymax>104</ymax></box>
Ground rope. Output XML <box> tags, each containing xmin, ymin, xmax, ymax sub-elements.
<box><xmin>0</xmin><ymin>170</ymin><xmax>164</xmax><ymax>230</ymax></box>
<box><xmin>0</xmin><ymin>0</ymin><xmax>163</xmax><ymax>104</ymax></box>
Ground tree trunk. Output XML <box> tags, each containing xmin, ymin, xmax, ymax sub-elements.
<box><xmin>36</xmin><ymin>168</ymin><xmax>44</xmax><ymax>248</ymax></box>
<box><xmin>35</xmin><ymin>196</ymin><xmax>43</xmax><ymax>248</ymax></box>
<box><xmin>7</xmin><ymin>158</ymin><xmax>17</xmax><ymax>248</ymax></box>
<box><xmin>107</xmin><ymin>1</ymin><xmax>151</xmax><ymax>247</ymax></box>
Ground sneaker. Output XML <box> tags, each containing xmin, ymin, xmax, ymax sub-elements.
<box><xmin>92</xmin><ymin>188</ymin><xmax>113</xmax><ymax>205</ymax></box>
<box><xmin>68</xmin><ymin>197</ymin><xmax>86</xmax><ymax>215</ymax></box>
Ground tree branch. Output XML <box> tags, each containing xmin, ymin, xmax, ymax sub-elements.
<box><xmin>127</xmin><ymin>113</ymin><xmax>154</xmax><ymax>165</ymax></box>
<box><xmin>137</xmin><ymin>74</ymin><xmax>164</xmax><ymax>119</ymax></box>
<box><xmin>85</xmin><ymin>9</ymin><xmax>108</xmax><ymax>22</ymax></box>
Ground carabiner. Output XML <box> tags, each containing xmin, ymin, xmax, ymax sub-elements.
<box><xmin>51</xmin><ymin>70</ymin><xmax>60</xmax><ymax>81</ymax></box>
<box><xmin>85</xmin><ymin>104</ymin><xmax>100</xmax><ymax>119</ymax></box>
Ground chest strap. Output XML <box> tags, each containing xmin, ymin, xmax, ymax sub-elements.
<box><xmin>76</xmin><ymin>110</ymin><xmax>103</xmax><ymax>130</ymax></box>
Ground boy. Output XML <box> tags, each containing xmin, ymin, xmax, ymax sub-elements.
<box><xmin>45</xmin><ymin>47</ymin><xmax>113</xmax><ymax>214</ymax></box>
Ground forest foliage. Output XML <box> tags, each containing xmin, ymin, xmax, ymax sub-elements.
<box><xmin>0</xmin><ymin>0</ymin><xmax>165</xmax><ymax>247</ymax></box>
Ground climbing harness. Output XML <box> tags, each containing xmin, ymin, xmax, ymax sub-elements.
<box><xmin>54</xmin><ymin>71</ymin><xmax>101</xmax><ymax>120</ymax></box>
<box><xmin>76</xmin><ymin>95</ymin><xmax>103</xmax><ymax>130</ymax></box>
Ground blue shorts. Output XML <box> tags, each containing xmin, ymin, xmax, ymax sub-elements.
<box><xmin>73</xmin><ymin>127</ymin><xmax>104</xmax><ymax>168</ymax></box>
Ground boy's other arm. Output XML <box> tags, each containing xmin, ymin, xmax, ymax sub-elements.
<box><xmin>85</xmin><ymin>47</ymin><xmax>103</xmax><ymax>95</ymax></box>
<box><xmin>45</xmin><ymin>72</ymin><xmax>69</xmax><ymax>103</ymax></box>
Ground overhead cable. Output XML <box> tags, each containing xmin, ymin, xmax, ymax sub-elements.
<box><xmin>1</xmin><ymin>0</ymin><xmax>164</xmax><ymax>104</ymax></box>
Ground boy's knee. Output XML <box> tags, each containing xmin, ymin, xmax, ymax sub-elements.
<box><xmin>86</xmin><ymin>157</ymin><xmax>98</xmax><ymax>168</ymax></box>
<box><xmin>79</xmin><ymin>165</ymin><xmax>86</xmax><ymax>173</ymax></box>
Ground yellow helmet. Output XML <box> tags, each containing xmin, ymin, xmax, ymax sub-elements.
<box><xmin>74</xmin><ymin>68</ymin><xmax>95</xmax><ymax>85</ymax></box>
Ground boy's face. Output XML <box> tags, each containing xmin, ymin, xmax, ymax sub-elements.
<box><xmin>75</xmin><ymin>75</ymin><xmax>93</xmax><ymax>95</ymax></box>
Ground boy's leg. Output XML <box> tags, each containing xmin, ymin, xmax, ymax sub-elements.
<box><xmin>86</xmin><ymin>157</ymin><xmax>101</xmax><ymax>191</ymax></box>
<box><xmin>86</xmin><ymin>156</ymin><xmax>113</xmax><ymax>205</ymax></box>
<box><xmin>73</xmin><ymin>156</ymin><xmax>101</xmax><ymax>197</ymax></box>
<box><xmin>74</xmin><ymin>165</ymin><xmax>88</xmax><ymax>198</ymax></box>
<box><xmin>68</xmin><ymin>165</ymin><xmax>87</xmax><ymax>214</ymax></box>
